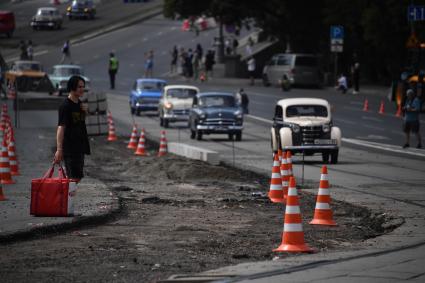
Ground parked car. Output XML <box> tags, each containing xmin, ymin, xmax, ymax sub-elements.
<box><xmin>67</xmin><ymin>0</ymin><xmax>96</xmax><ymax>20</ymax></box>
<box><xmin>30</xmin><ymin>7</ymin><xmax>63</xmax><ymax>30</ymax></box>
<box><xmin>0</xmin><ymin>11</ymin><xmax>15</xmax><ymax>38</ymax></box>
<box><xmin>48</xmin><ymin>65</ymin><xmax>90</xmax><ymax>96</ymax></box>
<box><xmin>5</xmin><ymin>60</ymin><xmax>53</xmax><ymax>92</ymax></box>
<box><xmin>129</xmin><ymin>78</ymin><xmax>167</xmax><ymax>116</ymax></box>
<box><xmin>262</xmin><ymin>53</ymin><xmax>323</xmax><ymax>88</ymax></box>
<box><xmin>158</xmin><ymin>85</ymin><xmax>199</xmax><ymax>128</ymax></box>
<box><xmin>270</xmin><ymin>98</ymin><xmax>341</xmax><ymax>163</ymax></box>
<box><xmin>189</xmin><ymin>92</ymin><xmax>244</xmax><ymax>141</ymax></box>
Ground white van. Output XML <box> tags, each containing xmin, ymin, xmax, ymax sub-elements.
<box><xmin>262</xmin><ymin>53</ymin><xmax>322</xmax><ymax>88</ymax></box>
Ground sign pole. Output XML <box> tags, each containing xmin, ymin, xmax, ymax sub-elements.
<box><xmin>334</xmin><ymin>53</ymin><xmax>338</xmax><ymax>86</ymax></box>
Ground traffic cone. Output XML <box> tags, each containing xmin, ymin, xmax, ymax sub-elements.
<box><xmin>127</xmin><ymin>124</ymin><xmax>138</xmax><ymax>149</ymax></box>
<box><xmin>310</xmin><ymin>166</ymin><xmax>337</xmax><ymax>226</ymax></box>
<box><xmin>274</xmin><ymin>177</ymin><xmax>314</xmax><ymax>253</ymax></box>
<box><xmin>157</xmin><ymin>130</ymin><xmax>168</xmax><ymax>157</ymax></box>
<box><xmin>395</xmin><ymin>104</ymin><xmax>402</xmax><ymax>118</ymax></box>
<box><xmin>8</xmin><ymin>135</ymin><xmax>19</xmax><ymax>176</ymax></box>
<box><xmin>0</xmin><ymin>138</ymin><xmax>15</xmax><ymax>184</ymax></box>
<box><xmin>107</xmin><ymin>112</ymin><xmax>117</xmax><ymax>141</ymax></box>
<box><xmin>135</xmin><ymin>128</ymin><xmax>147</xmax><ymax>156</ymax></box>
<box><xmin>280</xmin><ymin>151</ymin><xmax>289</xmax><ymax>202</ymax></box>
<box><xmin>268</xmin><ymin>153</ymin><xmax>284</xmax><ymax>203</ymax></box>
<box><xmin>200</xmin><ymin>72</ymin><xmax>206</xmax><ymax>82</ymax></box>
<box><xmin>378</xmin><ymin>100</ymin><xmax>385</xmax><ymax>114</ymax></box>
<box><xmin>363</xmin><ymin>99</ymin><xmax>369</xmax><ymax>111</ymax></box>
<box><xmin>0</xmin><ymin>184</ymin><xmax>6</xmax><ymax>201</ymax></box>
<box><xmin>286</xmin><ymin>151</ymin><xmax>293</xmax><ymax>177</ymax></box>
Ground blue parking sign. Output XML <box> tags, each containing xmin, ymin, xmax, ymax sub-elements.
<box><xmin>330</xmin><ymin>26</ymin><xmax>344</xmax><ymax>40</ymax></box>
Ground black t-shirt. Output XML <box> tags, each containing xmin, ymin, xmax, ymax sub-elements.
<box><xmin>58</xmin><ymin>98</ymin><xmax>90</xmax><ymax>155</ymax></box>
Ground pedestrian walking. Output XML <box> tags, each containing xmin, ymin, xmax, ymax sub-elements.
<box><xmin>144</xmin><ymin>50</ymin><xmax>154</xmax><ymax>78</ymax></box>
<box><xmin>60</xmin><ymin>40</ymin><xmax>72</xmax><ymax>64</ymax></box>
<box><xmin>336</xmin><ymin>73</ymin><xmax>348</xmax><ymax>94</ymax></box>
<box><xmin>27</xmin><ymin>40</ymin><xmax>34</xmax><ymax>60</ymax></box>
<box><xmin>108</xmin><ymin>52</ymin><xmax>119</xmax><ymax>89</ymax></box>
<box><xmin>196</xmin><ymin>43</ymin><xmax>203</xmax><ymax>59</ymax></box>
<box><xmin>247</xmin><ymin>56</ymin><xmax>256</xmax><ymax>85</ymax></box>
<box><xmin>170</xmin><ymin>46</ymin><xmax>178</xmax><ymax>74</ymax></box>
<box><xmin>192</xmin><ymin>49</ymin><xmax>201</xmax><ymax>81</ymax></box>
<box><xmin>204</xmin><ymin>50</ymin><xmax>215</xmax><ymax>80</ymax></box>
<box><xmin>236</xmin><ymin>88</ymin><xmax>249</xmax><ymax>114</ymax></box>
<box><xmin>245</xmin><ymin>36</ymin><xmax>254</xmax><ymax>56</ymax></box>
<box><xmin>19</xmin><ymin>40</ymin><xmax>28</xmax><ymax>60</ymax></box>
<box><xmin>351</xmin><ymin>61</ymin><xmax>360</xmax><ymax>94</ymax></box>
<box><xmin>402</xmin><ymin>89</ymin><xmax>422</xmax><ymax>149</ymax></box>
<box><xmin>53</xmin><ymin>75</ymin><xmax>91</xmax><ymax>182</ymax></box>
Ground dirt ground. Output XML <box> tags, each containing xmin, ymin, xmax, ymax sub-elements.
<box><xmin>0</xmin><ymin>137</ymin><xmax>398</xmax><ymax>283</ymax></box>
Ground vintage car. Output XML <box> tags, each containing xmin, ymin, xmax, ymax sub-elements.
<box><xmin>270</xmin><ymin>98</ymin><xmax>341</xmax><ymax>163</ymax></box>
<box><xmin>129</xmin><ymin>78</ymin><xmax>167</xmax><ymax>116</ymax></box>
<box><xmin>5</xmin><ymin>60</ymin><xmax>53</xmax><ymax>92</ymax></box>
<box><xmin>30</xmin><ymin>7</ymin><xmax>63</xmax><ymax>30</ymax></box>
<box><xmin>67</xmin><ymin>0</ymin><xmax>96</xmax><ymax>20</ymax></box>
<box><xmin>48</xmin><ymin>65</ymin><xmax>90</xmax><ymax>96</ymax></box>
<box><xmin>189</xmin><ymin>92</ymin><xmax>244</xmax><ymax>141</ymax></box>
<box><xmin>158</xmin><ymin>85</ymin><xmax>199</xmax><ymax>128</ymax></box>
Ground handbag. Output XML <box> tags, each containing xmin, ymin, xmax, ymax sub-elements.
<box><xmin>30</xmin><ymin>164</ymin><xmax>77</xmax><ymax>217</ymax></box>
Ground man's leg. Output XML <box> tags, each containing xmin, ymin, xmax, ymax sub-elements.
<box><xmin>63</xmin><ymin>154</ymin><xmax>84</xmax><ymax>182</ymax></box>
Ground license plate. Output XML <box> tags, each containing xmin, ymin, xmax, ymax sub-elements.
<box><xmin>314</xmin><ymin>139</ymin><xmax>336</xmax><ymax>145</ymax></box>
<box><xmin>215</xmin><ymin>126</ymin><xmax>227</xmax><ymax>131</ymax></box>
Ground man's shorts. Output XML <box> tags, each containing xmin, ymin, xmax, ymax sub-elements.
<box><xmin>403</xmin><ymin>120</ymin><xmax>420</xmax><ymax>133</ymax></box>
<box><xmin>63</xmin><ymin>154</ymin><xmax>85</xmax><ymax>180</ymax></box>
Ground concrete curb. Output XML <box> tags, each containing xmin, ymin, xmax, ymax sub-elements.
<box><xmin>168</xmin><ymin>142</ymin><xmax>220</xmax><ymax>165</ymax></box>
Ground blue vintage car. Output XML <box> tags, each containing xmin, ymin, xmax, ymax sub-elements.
<box><xmin>189</xmin><ymin>92</ymin><xmax>244</xmax><ymax>141</ymax></box>
<box><xmin>129</xmin><ymin>78</ymin><xmax>167</xmax><ymax>115</ymax></box>
<box><xmin>48</xmin><ymin>64</ymin><xmax>90</xmax><ymax>96</ymax></box>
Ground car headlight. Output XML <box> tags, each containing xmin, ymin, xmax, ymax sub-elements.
<box><xmin>67</xmin><ymin>6</ymin><xmax>71</xmax><ymax>12</ymax></box>
<box><xmin>84</xmin><ymin>8</ymin><xmax>89</xmax><ymax>12</ymax></box>
<box><xmin>291</xmin><ymin>124</ymin><xmax>300</xmax><ymax>133</ymax></box>
<box><xmin>199</xmin><ymin>113</ymin><xmax>206</xmax><ymax>119</ymax></box>
<box><xmin>234</xmin><ymin>110</ymin><xmax>243</xmax><ymax>119</ymax></box>
<box><xmin>322</xmin><ymin>124</ymin><xmax>330</xmax><ymax>133</ymax></box>
<box><xmin>164</xmin><ymin>102</ymin><xmax>173</xmax><ymax>109</ymax></box>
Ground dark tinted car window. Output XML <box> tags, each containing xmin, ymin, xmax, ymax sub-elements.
<box><xmin>286</xmin><ymin>105</ymin><xmax>327</xmax><ymax>117</ymax></box>
<box><xmin>295</xmin><ymin>56</ymin><xmax>318</xmax><ymax>67</ymax></box>
<box><xmin>277</xmin><ymin>55</ymin><xmax>292</xmax><ymax>66</ymax></box>
<box><xmin>199</xmin><ymin>95</ymin><xmax>235</xmax><ymax>107</ymax></box>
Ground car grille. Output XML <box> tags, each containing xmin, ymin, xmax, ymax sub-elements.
<box><xmin>203</xmin><ymin>118</ymin><xmax>236</xmax><ymax>126</ymax></box>
<box><xmin>138</xmin><ymin>97</ymin><xmax>159</xmax><ymax>104</ymax></box>
<box><xmin>301</xmin><ymin>126</ymin><xmax>323</xmax><ymax>144</ymax></box>
<box><xmin>172</xmin><ymin>109</ymin><xmax>190</xmax><ymax>115</ymax></box>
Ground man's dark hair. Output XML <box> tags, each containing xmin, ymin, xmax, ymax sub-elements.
<box><xmin>67</xmin><ymin>75</ymin><xmax>85</xmax><ymax>92</ymax></box>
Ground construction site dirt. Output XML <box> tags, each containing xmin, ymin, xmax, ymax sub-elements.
<box><xmin>0</xmin><ymin>137</ymin><xmax>399</xmax><ymax>283</ymax></box>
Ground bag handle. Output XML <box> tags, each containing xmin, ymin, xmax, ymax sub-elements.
<box><xmin>42</xmin><ymin>163</ymin><xmax>67</xmax><ymax>180</ymax></box>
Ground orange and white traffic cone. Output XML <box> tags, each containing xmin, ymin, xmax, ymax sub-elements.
<box><xmin>0</xmin><ymin>183</ymin><xmax>6</xmax><ymax>201</ymax></box>
<box><xmin>8</xmin><ymin>135</ymin><xmax>19</xmax><ymax>176</ymax></box>
<box><xmin>395</xmin><ymin>104</ymin><xmax>402</xmax><ymax>118</ymax></box>
<box><xmin>0</xmin><ymin>138</ymin><xmax>15</xmax><ymax>184</ymax></box>
<box><xmin>127</xmin><ymin>124</ymin><xmax>138</xmax><ymax>149</ymax></box>
<box><xmin>378</xmin><ymin>100</ymin><xmax>385</xmax><ymax>114</ymax></box>
<box><xmin>107</xmin><ymin>112</ymin><xmax>117</xmax><ymax>141</ymax></box>
<box><xmin>135</xmin><ymin>128</ymin><xmax>147</xmax><ymax>156</ymax></box>
<box><xmin>363</xmin><ymin>99</ymin><xmax>369</xmax><ymax>111</ymax></box>
<box><xmin>310</xmin><ymin>166</ymin><xmax>337</xmax><ymax>226</ymax></box>
<box><xmin>280</xmin><ymin>151</ymin><xmax>290</xmax><ymax>202</ymax></box>
<box><xmin>274</xmin><ymin>177</ymin><xmax>314</xmax><ymax>253</ymax></box>
<box><xmin>157</xmin><ymin>130</ymin><xmax>168</xmax><ymax>157</ymax></box>
<box><xmin>268</xmin><ymin>153</ymin><xmax>284</xmax><ymax>203</ymax></box>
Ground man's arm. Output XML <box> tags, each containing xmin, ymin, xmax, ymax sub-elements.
<box><xmin>53</xmin><ymin>125</ymin><xmax>65</xmax><ymax>163</ymax></box>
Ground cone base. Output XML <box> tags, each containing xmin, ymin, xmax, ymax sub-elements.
<box><xmin>157</xmin><ymin>153</ymin><xmax>167</xmax><ymax>157</ymax></box>
<box><xmin>127</xmin><ymin>145</ymin><xmax>137</xmax><ymax>149</ymax></box>
<box><xmin>309</xmin><ymin>219</ymin><xmax>337</xmax><ymax>226</ymax></box>
<box><xmin>269</xmin><ymin>197</ymin><xmax>285</xmax><ymax>203</ymax></box>
<box><xmin>108</xmin><ymin>137</ymin><xmax>117</xmax><ymax>141</ymax></box>
<box><xmin>273</xmin><ymin>243</ymin><xmax>314</xmax><ymax>253</ymax></box>
<box><xmin>135</xmin><ymin>152</ymin><xmax>147</xmax><ymax>156</ymax></box>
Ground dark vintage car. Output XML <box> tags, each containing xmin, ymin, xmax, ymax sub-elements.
<box><xmin>189</xmin><ymin>92</ymin><xmax>244</xmax><ymax>141</ymax></box>
<box><xmin>67</xmin><ymin>0</ymin><xmax>96</xmax><ymax>20</ymax></box>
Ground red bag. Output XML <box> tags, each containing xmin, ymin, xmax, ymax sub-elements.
<box><xmin>30</xmin><ymin>165</ymin><xmax>77</xmax><ymax>217</ymax></box>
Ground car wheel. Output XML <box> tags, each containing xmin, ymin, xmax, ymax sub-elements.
<box><xmin>136</xmin><ymin>109</ymin><xmax>141</xmax><ymax>116</ymax></box>
<box><xmin>322</xmin><ymin>152</ymin><xmax>329</xmax><ymax>164</ymax></box>
<box><xmin>330</xmin><ymin>150</ymin><xmax>338</xmax><ymax>164</ymax></box>
<box><xmin>228</xmin><ymin>133</ymin><xmax>234</xmax><ymax>141</ymax></box>
<box><xmin>190</xmin><ymin>129</ymin><xmax>195</xmax><ymax>139</ymax></box>
<box><xmin>235</xmin><ymin>132</ymin><xmax>242</xmax><ymax>141</ymax></box>
<box><xmin>196</xmin><ymin>130</ymin><xmax>202</xmax><ymax>140</ymax></box>
<box><xmin>163</xmin><ymin>119</ymin><xmax>169</xmax><ymax>128</ymax></box>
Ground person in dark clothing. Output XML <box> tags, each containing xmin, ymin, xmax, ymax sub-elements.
<box><xmin>54</xmin><ymin>75</ymin><xmax>90</xmax><ymax>181</ymax></box>
<box><xmin>204</xmin><ymin>50</ymin><xmax>215</xmax><ymax>80</ymax></box>
<box><xmin>19</xmin><ymin>40</ymin><xmax>28</xmax><ymax>60</ymax></box>
<box><xmin>240</xmin><ymin>88</ymin><xmax>249</xmax><ymax>114</ymax></box>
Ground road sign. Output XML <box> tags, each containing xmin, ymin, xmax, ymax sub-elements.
<box><xmin>408</xmin><ymin>5</ymin><xmax>425</xmax><ymax>21</ymax></box>
<box><xmin>331</xmin><ymin>39</ymin><xmax>343</xmax><ymax>45</ymax></box>
<box><xmin>330</xmin><ymin>26</ymin><xmax>344</xmax><ymax>40</ymax></box>
<box><xmin>331</xmin><ymin>45</ymin><xmax>343</xmax><ymax>53</ymax></box>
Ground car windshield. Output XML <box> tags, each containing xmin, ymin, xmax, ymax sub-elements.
<box><xmin>277</xmin><ymin>55</ymin><xmax>292</xmax><ymax>66</ymax></box>
<box><xmin>16</xmin><ymin>63</ymin><xmax>42</xmax><ymax>72</ymax></box>
<box><xmin>73</xmin><ymin>0</ymin><xmax>92</xmax><ymax>6</ymax></box>
<box><xmin>167</xmin><ymin>88</ymin><xmax>197</xmax><ymax>99</ymax></box>
<box><xmin>54</xmin><ymin>67</ymin><xmax>82</xmax><ymax>76</ymax></box>
<box><xmin>199</xmin><ymin>95</ymin><xmax>235</xmax><ymax>107</ymax></box>
<box><xmin>286</xmin><ymin>105</ymin><xmax>328</xmax><ymax>117</ymax></box>
<box><xmin>137</xmin><ymin>81</ymin><xmax>165</xmax><ymax>92</ymax></box>
<box><xmin>37</xmin><ymin>9</ymin><xmax>56</xmax><ymax>16</ymax></box>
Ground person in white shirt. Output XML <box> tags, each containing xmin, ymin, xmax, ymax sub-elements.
<box><xmin>247</xmin><ymin>56</ymin><xmax>256</xmax><ymax>85</ymax></box>
<box><xmin>337</xmin><ymin>73</ymin><xmax>347</xmax><ymax>94</ymax></box>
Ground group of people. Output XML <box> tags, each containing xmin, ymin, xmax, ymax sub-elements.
<box><xmin>170</xmin><ymin>43</ymin><xmax>215</xmax><ymax>81</ymax></box>
<box><xmin>19</xmin><ymin>40</ymin><xmax>34</xmax><ymax>61</ymax></box>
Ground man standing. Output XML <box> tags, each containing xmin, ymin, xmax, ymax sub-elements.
<box><xmin>108</xmin><ymin>52</ymin><xmax>119</xmax><ymax>89</ymax></box>
<box><xmin>247</xmin><ymin>56</ymin><xmax>256</xmax><ymax>86</ymax></box>
<box><xmin>54</xmin><ymin>75</ymin><xmax>90</xmax><ymax>182</ymax></box>
<box><xmin>60</xmin><ymin>40</ymin><xmax>72</xmax><ymax>64</ymax></box>
<box><xmin>402</xmin><ymin>89</ymin><xmax>422</xmax><ymax>149</ymax></box>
